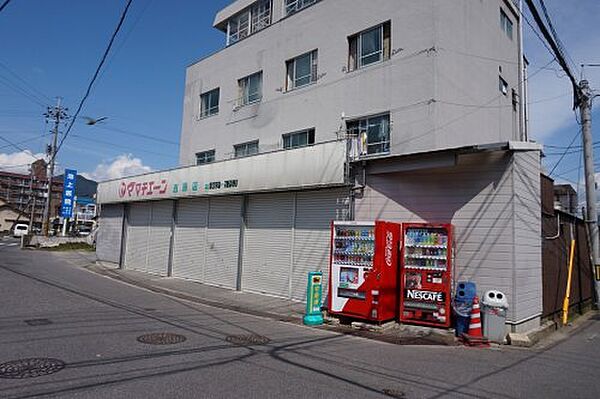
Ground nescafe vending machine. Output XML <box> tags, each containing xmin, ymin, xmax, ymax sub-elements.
<box><xmin>399</xmin><ymin>223</ymin><xmax>453</xmax><ymax>327</ymax></box>
<box><xmin>328</xmin><ymin>221</ymin><xmax>401</xmax><ymax>322</ymax></box>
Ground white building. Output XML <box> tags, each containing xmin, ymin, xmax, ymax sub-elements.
<box><xmin>97</xmin><ymin>0</ymin><xmax>543</xmax><ymax>333</ymax></box>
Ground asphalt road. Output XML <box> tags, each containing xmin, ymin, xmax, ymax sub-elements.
<box><xmin>0</xmin><ymin>237</ymin><xmax>599</xmax><ymax>399</ymax></box>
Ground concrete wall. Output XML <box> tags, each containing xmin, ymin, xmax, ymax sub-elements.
<box><xmin>180</xmin><ymin>0</ymin><xmax>522</xmax><ymax>166</ymax></box>
<box><xmin>353</xmin><ymin>150</ymin><xmax>542</xmax><ymax>332</ymax></box>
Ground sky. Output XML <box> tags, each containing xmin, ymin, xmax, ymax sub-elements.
<box><xmin>0</xmin><ymin>0</ymin><xmax>599</xmax><ymax>193</ymax></box>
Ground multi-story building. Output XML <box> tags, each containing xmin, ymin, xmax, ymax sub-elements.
<box><xmin>97</xmin><ymin>0</ymin><xmax>543</xmax><ymax>334</ymax></box>
<box><xmin>0</xmin><ymin>160</ymin><xmax>63</xmax><ymax>230</ymax></box>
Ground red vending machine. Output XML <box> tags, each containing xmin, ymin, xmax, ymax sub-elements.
<box><xmin>328</xmin><ymin>221</ymin><xmax>401</xmax><ymax>322</ymax></box>
<box><xmin>399</xmin><ymin>223</ymin><xmax>453</xmax><ymax>327</ymax></box>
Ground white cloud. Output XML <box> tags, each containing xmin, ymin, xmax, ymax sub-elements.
<box><xmin>82</xmin><ymin>154</ymin><xmax>153</xmax><ymax>182</ymax></box>
<box><xmin>0</xmin><ymin>150</ymin><xmax>46</xmax><ymax>174</ymax></box>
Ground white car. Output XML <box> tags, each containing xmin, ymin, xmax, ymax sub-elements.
<box><xmin>12</xmin><ymin>224</ymin><xmax>29</xmax><ymax>237</ymax></box>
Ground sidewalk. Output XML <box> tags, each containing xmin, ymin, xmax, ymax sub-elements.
<box><xmin>57</xmin><ymin>251</ymin><xmax>458</xmax><ymax>346</ymax></box>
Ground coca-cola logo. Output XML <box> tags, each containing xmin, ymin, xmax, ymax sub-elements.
<box><xmin>118</xmin><ymin>179</ymin><xmax>168</xmax><ymax>198</ymax></box>
<box><xmin>385</xmin><ymin>230</ymin><xmax>394</xmax><ymax>267</ymax></box>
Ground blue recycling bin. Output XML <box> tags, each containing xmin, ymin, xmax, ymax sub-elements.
<box><xmin>453</xmin><ymin>281</ymin><xmax>476</xmax><ymax>336</ymax></box>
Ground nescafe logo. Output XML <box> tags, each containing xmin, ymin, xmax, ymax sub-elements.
<box><xmin>385</xmin><ymin>231</ymin><xmax>394</xmax><ymax>267</ymax></box>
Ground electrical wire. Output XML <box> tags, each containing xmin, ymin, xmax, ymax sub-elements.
<box><xmin>537</xmin><ymin>0</ymin><xmax>580</xmax><ymax>77</ymax></box>
<box><xmin>548</xmin><ymin>129</ymin><xmax>582</xmax><ymax>176</ymax></box>
<box><xmin>0</xmin><ymin>61</ymin><xmax>53</xmax><ymax>104</ymax></box>
<box><xmin>55</xmin><ymin>0</ymin><xmax>134</xmax><ymax>156</ymax></box>
<box><xmin>0</xmin><ymin>0</ymin><xmax>11</xmax><ymax>14</ymax></box>
<box><xmin>92</xmin><ymin>125</ymin><xmax>179</xmax><ymax>146</ymax></box>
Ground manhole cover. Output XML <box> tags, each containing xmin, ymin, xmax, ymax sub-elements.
<box><xmin>0</xmin><ymin>358</ymin><xmax>65</xmax><ymax>379</ymax></box>
<box><xmin>382</xmin><ymin>388</ymin><xmax>406</xmax><ymax>398</ymax></box>
<box><xmin>24</xmin><ymin>319</ymin><xmax>52</xmax><ymax>326</ymax></box>
<box><xmin>136</xmin><ymin>332</ymin><xmax>187</xmax><ymax>345</ymax></box>
<box><xmin>225</xmin><ymin>334</ymin><xmax>270</xmax><ymax>346</ymax></box>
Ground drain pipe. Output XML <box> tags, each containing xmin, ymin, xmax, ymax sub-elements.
<box><xmin>545</xmin><ymin>213</ymin><xmax>561</xmax><ymax>240</ymax></box>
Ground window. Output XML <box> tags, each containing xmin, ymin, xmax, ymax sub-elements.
<box><xmin>500</xmin><ymin>9</ymin><xmax>513</xmax><ymax>40</ymax></box>
<box><xmin>499</xmin><ymin>76</ymin><xmax>508</xmax><ymax>96</ymax></box>
<box><xmin>227</xmin><ymin>0</ymin><xmax>272</xmax><ymax>45</ymax></box>
<box><xmin>347</xmin><ymin>114</ymin><xmax>390</xmax><ymax>156</ymax></box>
<box><xmin>286</xmin><ymin>50</ymin><xmax>318</xmax><ymax>90</ymax></box>
<box><xmin>196</xmin><ymin>150</ymin><xmax>216</xmax><ymax>165</ymax></box>
<box><xmin>285</xmin><ymin>0</ymin><xmax>319</xmax><ymax>16</ymax></box>
<box><xmin>200</xmin><ymin>88</ymin><xmax>220</xmax><ymax>118</ymax></box>
<box><xmin>348</xmin><ymin>21</ymin><xmax>391</xmax><ymax>72</ymax></box>
<box><xmin>238</xmin><ymin>72</ymin><xmax>263</xmax><ymax>106</ymax></box>
<box><xmin>234</xmin><ymin>140</ymin><xmax>259</xmax><ymax>158</ymax></box>
<box><xmin>283</xmin><ymin>128</ymin><xmax>315</xmax><ymax>149</ymax></box>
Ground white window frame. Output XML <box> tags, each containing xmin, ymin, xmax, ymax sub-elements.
<box><xmin>347</xmin><ymin>114</ymin><xmax>391</xmax><ymax>156</ymax></box>
<box><xmin>500</xmin><ymin>9</ymin><xmax>513</xmax><ymax>40</ymax></box>
<box><xmin>499</xmin><ymin>76</ymin><xmax>508</xmax><ymax>96</ymax></box>
<box><xmin>199</xmin><ymin>88</ymin><xmax>220</xmax><ymax>119</ymax></box>
<box><xmin>227</xmin><ymin>0</ymin><xmax>272</xmax><ymax>45</ymax></box>
<box><xmin>234</xmin><ymin>140</ymin><xmax>259</xmax><ymax>158</ymax></box>
<box><xmin>196</xmin><ymin>150</ymin><xmax>216</xmax><ymax>165</ymax></box>
<box><xmin>348</xmin><ymin>21</ymin><xmax>391</xmax><ymax>72</ymax></box>
<box><xmin>286</xmin><ymin>50</ymin><xmax>318</xmax><ymax>91</ymax></box>
<box><xmin>284</xmin><ymin>0</ymin><xmax>319</xmax><ymax>16</ymax></box>
<box><xmin>283</xmin><ymin>128</ymin><xmax>315</xmax><ymax>149</ymax></box>
<box><xmin>238</xmin><ymin>71</ymin><xmax>263</xmax><ymax>107</ymax></box>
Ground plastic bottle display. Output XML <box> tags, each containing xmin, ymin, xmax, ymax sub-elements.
<box><xmin>404</xmin><ymin>228</ymin><xmax>448</xmax><ymax>270</ymax></box>
<box><xmin>333</xmin><ymin>227</ymin><xmax>375</xmax><ymax>267</ymax></box>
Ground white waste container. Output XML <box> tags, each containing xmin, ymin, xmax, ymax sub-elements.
<box><xmin>482</xmin><ymin>290</ymin><xmax>508</xmax><ymax>343</ymax></box>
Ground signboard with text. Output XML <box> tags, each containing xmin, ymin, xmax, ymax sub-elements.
<box><xmin>61</xmin><ymin>169</ymin><xmax>77</xmax><ymax>218</ymax></box>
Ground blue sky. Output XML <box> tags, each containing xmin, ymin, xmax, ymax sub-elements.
<box><xmin>0</xmin><ymin>0</ymin><xmax>599</xmax><ymax>189</ymax></box>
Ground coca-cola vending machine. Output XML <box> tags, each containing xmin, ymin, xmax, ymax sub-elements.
<box><xmin>399</xmin><ymin>223</ymin><xmax>453</xmax><ymax>327</ymax></box>
<box><xmin>328</xmin><ymin>221</ymin><xmax>401</xmax><ymax>322</ymax></box>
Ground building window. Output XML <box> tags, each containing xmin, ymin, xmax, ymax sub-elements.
<box><xmin>284</xmin><ymin>0</ymin><xmax>319</xmax><ymax>16</ymax></box>
<box><xmin>283</xmin><ymin>128</ymin><xmax>315</xmax><ymax>149</ymax></box>
<box><xmin>234</xmin><ymin>140</ymin><xmax>259</xmax><ymax>158</ymax></box>
<box><xmin>286</xmin><ymin>50</ymin><xmax>318</xmax><ymax>90</ymax></box>
<box><xmin>227</xmin><ymin>0</ymin><xmax>272</xmax><ymax>45</ymax></box>
<box><xmin>238</xmin><ymin>72</ymin><xmax>263</xmax><ymax>106</ymax></box>
<box><xmin>347</xmin><ymin>114</ymin><xmax>390</xmax><ymax>156</ymax></box>
<box><xmin>196</xmin><ymin>150</ymin><xmax>215</xmax><ymax>165</ymax></box>
<box><xmin>500</xmin><ymin>9</ymin><xmax>513</xmax><ymax>40</ymax></box>
<box><xmin>200</xmin><ymin>88</ymin><xmax>220</xmax><ymax>118</ymax></box>
<box><xmin>499</xmin><ymin>76</ymin><xmax>508</xmax><ymax>96</ymax></box>
<box><xmin>348</xmin><ymin>21</ymin><xmax>391</xmax><ymax>72</ymax></box>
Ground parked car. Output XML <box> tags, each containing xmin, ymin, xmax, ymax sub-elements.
<box><xmin>12</xmin><ymin>224</ymin><xmax>29</xmax><ymax>237</ymax></box>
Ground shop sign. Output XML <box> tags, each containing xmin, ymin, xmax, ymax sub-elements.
<box><xmin>405</xmin><ymin>289</ymin><xmax>445</xmax><ymax>302</ymax></box>
<box><xmin>119</xmin><ymin>179</ymin><xmax>168</xmax><ymax>199</ymax></box>
<box><xmin>60</xmin><ymin>169</ymin><xmax>77</xmax><ymax>218</ymax></box>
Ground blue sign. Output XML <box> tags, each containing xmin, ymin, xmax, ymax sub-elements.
<box><xmin>61</xmin><ymin>169</ymin><xmax>77</xmax><ymax>218</ymax></box>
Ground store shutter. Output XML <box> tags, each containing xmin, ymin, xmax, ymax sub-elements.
<box><xmin>96</xmin><ymin>204</ymin><xmax>124</xmax><ymax>264</ymax></box>
<box><xmin>204</xmin><ymin>196</ymin><xmax>242</xmax><ymax>289</ymax></box>
<box><xmin>172</xmin><ymin>198</ymin><xmax>209</xmax><ymax>282</ymax></box>
<box><xmin>146</xmin><ymin>201</ymin><xmax>173</xmax><ymax>276</ymax></box>
<box><xmin>125</xmin><ymin>202</ymin><xmax>151</xmax><ymax>272</ymax></box>
<box><xmin>291</xmin><ymin>189</ymin><xmax>349</xmax><ymax>301</ymax></box>
<box><xmin>243</xmin><ymin>193</ymin><xmax>294</xmax><ymax>297</ymax></box>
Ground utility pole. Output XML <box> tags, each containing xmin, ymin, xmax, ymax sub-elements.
<box><xmin>42</xmin><ymin>98</ymin><xmax>68</xmax><ymax>236</ymax></box>
<box><xmin>579</xmin><ymin>79</ymin><xmax>600</xmax><ymax>307</ymax></box>
<box><xmin>28</xmin><ymin>166</ymin><xmax>35</xmax><ymax>232</ymax></box>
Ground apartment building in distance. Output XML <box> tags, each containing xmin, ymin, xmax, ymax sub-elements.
<box><xmin>97</xmin><ymin>0</ymin><xmax>544</xmax><ymax>334</ymax></box>
<box><xmin>0</xmin><ymin>159</ymin><xmax>63</xmax><ymax>231</ymax></box>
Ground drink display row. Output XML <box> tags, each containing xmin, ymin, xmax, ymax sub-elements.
<box><xmin>405</xmin><ymin>246</ymin><xmax>447</xmax><ymax>258</ymax></box>
<box><xmin>335</xmin><ymin>227</ymin><xmax>375</xmax><ymax>239</ymax></box>
<box><xmin>405</xmin><ymin>229</ymin><xmax>448</xmax><ymax>246</ymax></box>
<box><xmin>334</xmin><ymin>240</ymin><xmax>374</xmax><ymax>254</ymax></box>
<box><xmin>404</xmin><ymin>258</ymin><xmax>447</xmax><ymax>270</ymax></box>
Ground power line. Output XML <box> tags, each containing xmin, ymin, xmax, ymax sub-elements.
<box><xmin>0</xmin><ymin>0</ymin><xmax>11</xmax><ymax>14</ymax></box>
<box><xmin>55</xmin><ymin>0</ymin><xmax>134</xmax><ymax>155</ymax></box>
<box><xmin>93</xmin><ymin>124</ymin><xmax>179</xmax><ymax>146</ymax></box>
<box><xmin>548</xmin><ymin>129</ymin><xmax>582</xmax><ymax>176</ymax></box>
<box><xmin>537</xmin><ymin>0</ymin><xmax>579</xmax><ymax>76</ymax></box>
<box><xmin>69</xmin><ymin>134</ymin><xmax>177</xmax><ymax>159</ymax></box>
<box><xmin>0</xmin><ymin>75</ymin><xmax>48</xmax><ymax>108</ymax></box>
<box><xmin>0</xmin><ymin>61</ymin><xmax>53</xmax><ymax>104</ymax></box>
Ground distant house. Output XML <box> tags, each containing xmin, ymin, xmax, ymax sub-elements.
<box><xmin>0</xmin><ymin>198</ymin><xmax>29</xmax><ymax>233</ymax></box>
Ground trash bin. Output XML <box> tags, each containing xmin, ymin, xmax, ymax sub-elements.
<box><xmin>482</xmin><ymin>290</ymin><xmax>509</xmax><ymax>343</ymax></box>
<box><xmin>453</xmin><ymin>281</ymin><xmax>476</xmax><ymax>336</ymax></box>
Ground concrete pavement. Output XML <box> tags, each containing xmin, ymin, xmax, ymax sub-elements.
<box><xmin>1</xmin><ymin>241</ymin><xmax>599</xmax><ymax>398</ymax></box>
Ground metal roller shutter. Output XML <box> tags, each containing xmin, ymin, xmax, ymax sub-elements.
<box><xmin>172</xmin><ymin>198</ymin><xmax>209</xmax><ymax>282</ymax></box>
<box><xmin>292</xmin><ymin>189</ymin><xmax>349</xmax><ymax>301</ymax></box>
<box><xmin>146</xmin><ymin>201</ymin><xmax>173</xmax><ymax>276</ymax></box>
<box><xmin>125</xmin><ymin>202</ymin><xmax>151</xmax><ymax>271</ymax></box>
<box><xmin>243</xmin><ymin>193</ymin><xmax>294</xmax><ymax>297</ymax></box>
<box><xmin>204</xmin><ymin>196</ymin><xmax>242</xmax><ymax>289</ymax></box>
<box><xmin>96</xmin><ymin>204</ymin><xmax>124</xmax><ymax>264</ymax></box>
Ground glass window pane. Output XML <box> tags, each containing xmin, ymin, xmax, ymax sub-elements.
<box><xmin>361</xmin><ymin>27</ymin><xmax>382</xmax><ymax>58</ymax></box>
